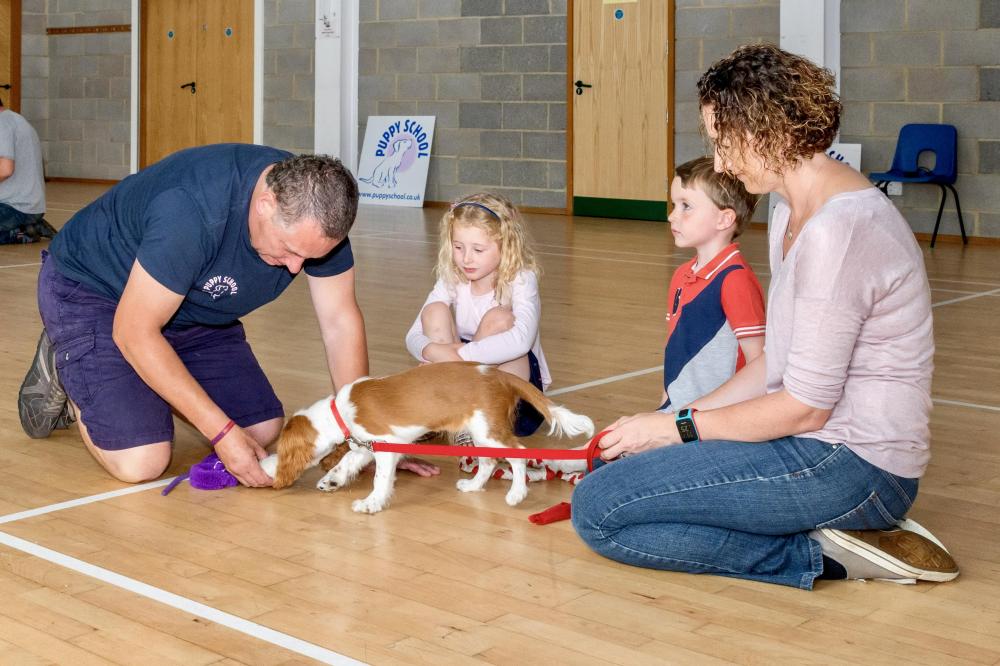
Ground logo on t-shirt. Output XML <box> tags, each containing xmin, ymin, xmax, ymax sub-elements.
<box><xmin>202</xmin><ymin>275</ymin><xmax>239</xmax><ymax>300</ymax></box>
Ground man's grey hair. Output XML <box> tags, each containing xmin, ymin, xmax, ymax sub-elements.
<box><xmin>266</xmin><ymin>154</ymin><xmax>359</xmax><ymax>239</ymax></box>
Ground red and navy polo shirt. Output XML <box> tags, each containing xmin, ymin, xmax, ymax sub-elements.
<box><xmin>661</xmin><ymin>243</ymin><xmax>766</xmax><ymax>410</ymax></box>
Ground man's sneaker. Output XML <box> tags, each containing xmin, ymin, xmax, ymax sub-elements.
<box><xmin>18</xmin><ymin>330</ymin><xmax>68</xmax><ymax>438</ymax></box>
<box><xmin>811</xmin><ymin>525</ymin><xmax>959</xmax><ymax>583</ymax></box>
<box><xmin>35</xmin><ymin>218</ymin><xmax>59</xmax><ymax>239</ymax></box>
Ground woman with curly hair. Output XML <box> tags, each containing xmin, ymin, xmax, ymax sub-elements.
<box><xmin>571</xmin><ymin>43</ymin><xmax>958</xmax><ymax>589</ymax></box>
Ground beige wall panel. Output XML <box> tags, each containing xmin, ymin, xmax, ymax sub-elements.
<box><xmin>141</xmin><ymin>0</ymin><xmax>198</xmax><ymax>166</ymax></box>
<box><xmin>573</xmin><ymin>1</ymin><xmax>670</xmax><ymax>201</ymax></box>
<box><xmin>196</xmin><ymin>0</ymin><xmax>254</xmax><ymax>146</ymax></box>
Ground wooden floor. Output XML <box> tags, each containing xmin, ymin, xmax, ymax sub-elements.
<box><xmin>1</xmin><ymin>181</ymin><xmax>999</xmax><ymax>664</ymax></box>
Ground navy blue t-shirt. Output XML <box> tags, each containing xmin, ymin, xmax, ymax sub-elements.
<box><xmin>49</xmin><ymin>143</ymin><xmax>354</xmax><ymax>328</ymax></box>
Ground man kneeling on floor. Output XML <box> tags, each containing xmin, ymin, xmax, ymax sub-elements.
<box><xmin>17</xmin><ymin>144</ymin><xmax>437</xmax><ymax>485</ymax></box>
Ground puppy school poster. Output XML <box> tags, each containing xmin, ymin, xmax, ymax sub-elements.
<box><xmin>357</xmin><ymin>116</ymin><xmax>436</xmax><ymax>208</ymax></box>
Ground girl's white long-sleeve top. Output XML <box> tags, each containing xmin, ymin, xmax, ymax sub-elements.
<box><xmin>405</xmin><ymin>270</ymin><xmax>551</xmax><ymax>389</ymax></box>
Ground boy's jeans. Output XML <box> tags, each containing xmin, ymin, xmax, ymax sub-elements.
<box><xmin>571</xmin><ymin>436</ymin><xmax>918</xmax><ymax>589</ymax></box>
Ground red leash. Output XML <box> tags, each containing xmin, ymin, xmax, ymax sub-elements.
<box><xmin>329</xmin><ymin>398</ymin><xmax>608</xmax><ymax>468</ymax></box>
<box><xmin>330</xmin><ymin>399</ymin><xmax>610</xmax><ymax>525</ymax></box>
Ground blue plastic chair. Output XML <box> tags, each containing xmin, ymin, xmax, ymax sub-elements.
<box><xmin>870</xmin><ymin>123</ymin><xmax>966</xmax><ymax>247</ymax></box>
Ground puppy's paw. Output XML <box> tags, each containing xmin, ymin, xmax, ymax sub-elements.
<box><xmin>316</xmin><ymin>474</ymin><xmax>340</xmax><ymax>492</ymax></box>
<box><xmin>456</xmin><ymin>478</ymin><xmax>486</xmax><ymax>493</ymax></box>
<box><xmin>259</xmin><ymin>454</ymin><xmax>278</xmax><ymax>479</ymax></box>
<box><xmin>352</xmin><ymin>497</ymin><xmax>386</xmax><ymax>514</ymax></box>
<box><xmin>505</xmin><ymin>486</ymin><xmax>529</xmax><ymax>506</ymax></box>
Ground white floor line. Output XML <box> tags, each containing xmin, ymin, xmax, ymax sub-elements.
<box><xmin>930</xmin><ymin>287</ymin><xmax>993</xmax><ymax>296</ymax></box>
<box><xmin>547</xmin><ymin>366</ymin><xmax>662</xmax><ymax>396</ymax></box>
<box><xmin>0</xmin><ymin>532</ymin><xmax>363</xmax><ymax>666</ymax></box>
<box><xmin>0</xmin><ymin>261</ymin><xmax>42</xmax><ymax>269</ymax></box>
<box><xmin>931</xmin><ymin>287</ymin><xmax>1000</xmax><ymax>308</ymax></box>
<box><xmin>929</xmin><ymin>277</ymin><xmax>1000</xmax><ymax>289</ymax></box>
<box><xmin>0</xmin><ymin>478</ymin><xmax>174</xmax><ymax>525</ymax></box>
<box><xmin>932</xmin><ymin>398</ymin><xmax>1000</xmax><ymax>413</ymax></box>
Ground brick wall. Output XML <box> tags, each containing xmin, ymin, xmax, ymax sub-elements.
<box><xmin>840</xmin><ymin>0</ymin><xmax>1000</xmax><ymax>238</ymax></box>
<box><xmin>43</xmin><ymin>1</ymin><xmax>132</xmax><ymax>180</ymax></box>
<box><xmin>20</xmin><ymin>1</ymin><xmax>999</xmax><ymax>237</ymax></box>
<box><xmin>674</xmin><ymin>0</ymin><xmax>779</xmax><ymax>222</ymax></box>
<box><xmin>263</xmin><ymin>0</ymin><xmax>315</xmax><ymax>153</ymax></box>
<box><xmin>20</xmin><ymin>1</ymin><xmax>316</xmax><ymax>179</ymax></box>
<box><xmin>359</xmin><ymin>0</ymin><xmax>568</xmax><ymax>208</ymax></box>
<box><xmin>19</xmin><ymin>0</ymin><xmax>48</xmax><ymax>167</ymax></box>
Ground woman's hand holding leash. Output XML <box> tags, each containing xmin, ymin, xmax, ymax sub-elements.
<box><xmin>599</xmin><ymin>411</ymin><xmax>681</xmax><ymax>460</ymax></box>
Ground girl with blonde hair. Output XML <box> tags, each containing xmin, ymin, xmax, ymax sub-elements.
<box><xmin>405</xmin><ymin>192</ymin><xmax>549</xmax><ymax>437</ymax></box>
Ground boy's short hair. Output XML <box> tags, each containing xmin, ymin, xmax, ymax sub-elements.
<box><xmin>674</xmin><ymin>156</ymin><xmax>759</xmax><ymax>239</ymax></box>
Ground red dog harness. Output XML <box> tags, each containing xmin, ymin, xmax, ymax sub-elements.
<box><xmin>329</xmin><ymin>398</ymin><xmax>608</xmax><ymax>524</ymax></box>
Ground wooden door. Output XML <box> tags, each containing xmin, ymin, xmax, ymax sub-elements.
<box><xmin>140</xmin><ymin>0</ymin><xmax>253</xmax><ymax>167</ymax></box>
<box><xmin>196</xmin><ymin>0</ymin><xmax>253</xmax><ymax>146</ymax></box>
<box><xmin>0</xmin><ymin>0</ymin><xmax>21</xmax><ymax>112</ymax></box>
<box><xmin>571</xmin><ymin>1</ymin><xmax>673</xmax><ymax>220</ymax></box>
<box><xmin>141</xmin><ymin>0</ymin><xmax>197</xmax><ymax>166</ymax></box>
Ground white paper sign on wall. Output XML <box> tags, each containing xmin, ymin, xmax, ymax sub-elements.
<box><xmin>356</xmin><ymin>116</ymin><xmax>436</xmax><ymax>208</ymax></box>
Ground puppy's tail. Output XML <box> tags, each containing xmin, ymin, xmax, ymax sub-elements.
<box><xmin>498</xmin><ymin>371</ymin><xmax>594</xmax><ymax>439</ymax></box>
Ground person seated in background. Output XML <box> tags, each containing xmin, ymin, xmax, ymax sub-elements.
<box><xmin>0</xmin><ymin>96</ymin><xmax>55</xmax><ymax>244</ymax></box>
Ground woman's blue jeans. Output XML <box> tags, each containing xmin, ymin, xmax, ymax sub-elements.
<box><xmin>571</xmin><ymin>437</ymin><xmax>918</xmax><ymax>589</ymax></box>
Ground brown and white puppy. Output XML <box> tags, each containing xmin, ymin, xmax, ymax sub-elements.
<box><xmin>259</xmin><ymin>361</ymin><xmax>594</xmax><ymax>514</ymax></box>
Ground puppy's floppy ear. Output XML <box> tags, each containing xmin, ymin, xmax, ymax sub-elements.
<box><xmin>320</xmin><ymin>444</ymin><xmax>348</xmax><ymax>472</ymax></box>
<box><xmin>273</xmin><ymin>415</ymin><xmax>319</xmax><ymax>489</ymax></box>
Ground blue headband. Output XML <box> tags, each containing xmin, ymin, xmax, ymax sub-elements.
<box><xmin>451</xmin><ymin>201</ymin><xmax>500</xmax><ymax>220</ymax></box>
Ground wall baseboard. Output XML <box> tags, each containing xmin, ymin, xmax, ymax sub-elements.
<box><xmin>45</xmin><ymin>177</ymin><xmax>120</xmax><ymax>185</ymax></box>
<box><xmin>573</xmin><ymin>196</ymin><xmax>667</xmax><ymax>222</ymax></box>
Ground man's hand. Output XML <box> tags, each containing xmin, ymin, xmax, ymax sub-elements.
<box><xmin>214</xmin><ymin>426</ymin><xmax>274</xmax><ymax>487</ymax></box>
<box><xmin>598</xmin><ymin>412</ymin><xmax>680</xmax><ymax>461</ymax></box>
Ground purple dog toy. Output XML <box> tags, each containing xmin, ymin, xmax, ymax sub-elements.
<box><xmin>161</xmin><ymin>452</ymin><xmax>239</xmax><ymax>495</ymax></box>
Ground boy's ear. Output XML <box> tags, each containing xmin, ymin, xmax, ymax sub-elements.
<box><xmin>717</xmin><ymin>208</ymin><xmax>737</xmax><ymax>231</ymax></box>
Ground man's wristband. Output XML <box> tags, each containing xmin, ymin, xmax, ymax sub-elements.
<box><xmin>675</xmin><ymin>408</ymin><xmax>700</xmax><ymax>443</ymax></box>
<box><xmin>209</xmin><ymin>419</ymin><xmax>236</xmax><ymax>447</ymax></box>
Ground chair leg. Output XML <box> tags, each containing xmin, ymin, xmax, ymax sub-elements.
<box><xmin>931</xmin><ymin>185</ymin><xmax>947</xmax><ymax>248</ymax></box>
<box><xmin>946</xmin><ymin>184</ymin><xmax>967</xmax><ymax>245</ymax></box>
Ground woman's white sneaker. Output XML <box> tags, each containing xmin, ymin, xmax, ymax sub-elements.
<box><xmin>811</xmin><ymin>525</ymin><xmax>959</xmax><ymax>583</ymax></box>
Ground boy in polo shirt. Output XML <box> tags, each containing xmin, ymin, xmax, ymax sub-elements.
<box><xmin>544</xmin><ymin>156</ymin><xmax>766</xmax><ymax>484</ymax></box>
<box><xmin>661</xmin><ymin>156</ymin><xmax>765</xmax><ymax>411</ymax></box>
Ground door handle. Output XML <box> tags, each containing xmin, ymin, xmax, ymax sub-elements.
<box><xmin>574</xmin><ymin>80</ymin><xmax>592</xmax><ymax>95</ymax></box>
<box><xmin>0</xmin><ymin>84</ymin><xmax>11</xmax><ymax>90</ymax></box>
<box><xmin>180</xmin><ymin>81</ymin><xmax>196</xmax><ymax>94</ymax></box>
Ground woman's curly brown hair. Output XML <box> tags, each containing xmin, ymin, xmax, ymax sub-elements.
<box><xmin>697</xmin><ymin>43</ymin><xmax>841</xmax><ymax>173</ymax></box>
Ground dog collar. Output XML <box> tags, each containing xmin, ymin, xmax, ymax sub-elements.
<box><xmin>329</xmin><ymin>398</ymin><xmax>374</xmax><ymax>451</ymax></box>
